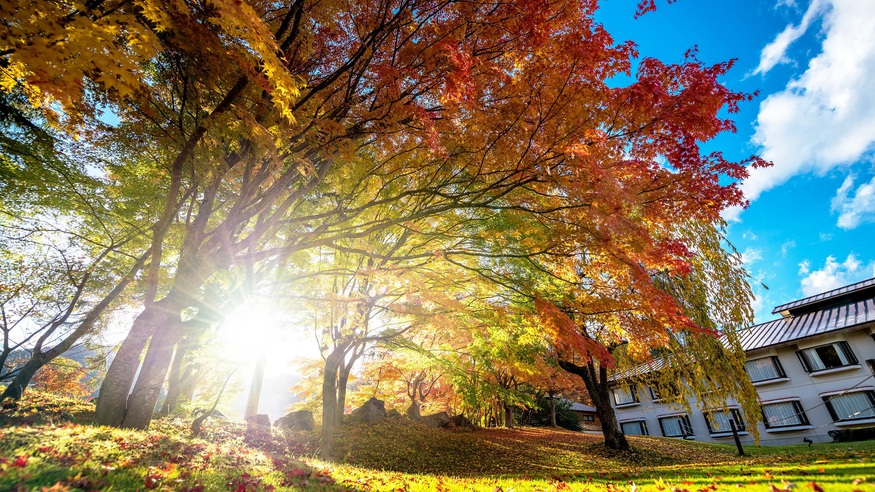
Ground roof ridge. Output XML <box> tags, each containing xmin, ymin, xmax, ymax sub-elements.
<box><xmin>772</xmin><ymin>276</ymin><xmax>875</xmax><ymax>313</ymax></box>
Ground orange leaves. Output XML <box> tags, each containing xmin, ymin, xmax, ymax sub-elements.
<box><xmin>436</xmin><ymin>41</ymin><xmax>477</xmax><ymax>106</ymax></box>
<box><xmin>534</xmin><ymin>298</ymin><xmax>614</xmax><ymax>366</ymax></box>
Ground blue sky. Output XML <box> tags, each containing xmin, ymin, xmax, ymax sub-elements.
<box><xmin>596</xmin><ymin>0</ymin><xmax>875</xmax><ymax>324</ymax></box>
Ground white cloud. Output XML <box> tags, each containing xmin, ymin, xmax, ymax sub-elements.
<box><xmin>741</xmin><ymin>247</ymin><xmax>764</xmax><ymax>266</ymax></box>
<box><xmin>798</xmin><ymin>253</ymin><xmax>875</xmax><ymax>296</ymax></box>
<box><xmin>781</xmin><ymin>240</ymin><xmax>796</xmax><ymax>256</ymax></box>
<box><xmin>741</xmin><ymin>0</ymin><xmax>875</xmax><ymax>209</ymax></box>
<box><xmin>798</xmin><ymin>259</ymin><xmax>810</xmax><ymax>275</ymax></box>
<box><xmin>831</xmin><ymin>174</ymin><xmax>875</xmax><ymax>228</ymax></box>
<box><xmin>752</xmin><ymin>0</ymin><xmax>827</xmax><ymax>76</ymax></box>
<box><xmin>819</xmin><ymin>232</ymin><xmax>833</xmax><ymax>241</ymax></box>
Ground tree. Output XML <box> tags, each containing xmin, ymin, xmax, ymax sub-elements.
<box><xmin>5</xmin><ymin>0</ymin><xmax>767</xmax><ymax>436</ymax></box>
<box><xmin>31</xmin><ymin>356</ymin><xmax>91</xmax><ymax>399</ymax></box>
<box><xmin>535</xmin><ymin>221</ymin><xmax>761</xmax><ymax>450</ymax></box>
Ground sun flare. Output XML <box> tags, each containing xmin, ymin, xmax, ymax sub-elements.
<box><xmin>214</xmin><ymin>300</ymin><xmax>318</xmax><ymax>365</ymax></box>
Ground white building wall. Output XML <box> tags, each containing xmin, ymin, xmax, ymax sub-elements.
<box><xmin>612</xmin><ymin>326</ymin><xmax>875</xmax><ymax>446</ymax></box>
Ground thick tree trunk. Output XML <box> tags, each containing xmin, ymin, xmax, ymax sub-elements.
<box><xmin>121</xmin><ymin>317</ymin><xmax>182</xmax><ymax>429</ymax></box>
<box><xmin>95</xmin><ymin>306</ymin><xmax>165</xmax><ymax>426</ymax></box>
<box><xmin>320</xmin><ymin>346</ymin><xmax>345</xmax><ymax>459</ymax></box>
<box><xmin>595</xmin><ymin>396</ymin><xmax>628</xmax><ymax>450</ymax></box>
<box><xmin>504</xmin><ymin>402</ymin><xmax>513</xmax><ymax>428</ymax></box>
<box><xmin>548</xmin><ymin>394</ymin><xmax>557</xmax><ymax>427</ymax></box>
<box><xmin>406</xmin><ymin>399</ymin><xmax>421</xmax><ymax>420</ymax></box>
<box><xmin>245</xmin><ymin>351</ymin><xmax>267</xmax><ymax>418</ymax></box>
<box><xmin>559</xmin><ymin>358</ymin><xmax>629</xmax><ymax>451</ymax></box>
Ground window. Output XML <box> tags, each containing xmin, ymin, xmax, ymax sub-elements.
<box><xmin>649</xmin><ymin>382</ymin><xmax>680</xmax><ymax>402</ymax></box>
<box><xmin>823</xmin><ymin>391</ymin><xmax>875</xmax><ymax>422</ymax></box>
<box><xmin>612</xmin><ymin>385</ymin><xmax>639</xmax><ymax>406</ymax></box>
<box><xmin>581</xmin><ymin>414</ymin><xmax>595</xmax><ymax>422</ymax></box>
<box><xmin>704</xmin><ymin>408</ymin><xmax>745</xmax><ymax>434</ymax></box>
<box><xmin>745</xmin><ymin>357</ymin><xmax>786</xmax><ymax>382</ymax></box>
<box><xmin>658</xmin><ymin>414</ymin><xmax>693</xmax><ymax>438</ymax></box>
<box><xmin>620</xmin><ymin>420</ymin><xmax>648</xmax><ymax>436</ymax></box>
<box><xmin>762</xmin><ymin>400</ymin><xmax>809</xmax><ymax>428</ymax></box>
<box><xmin>797</xmin><ymin>341</ymin><xmax>857</xmax><ymax>372</ymax></box>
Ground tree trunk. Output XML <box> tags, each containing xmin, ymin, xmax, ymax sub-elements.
<box><xmin>160</xmin><ymin>317</ymin><xmax>210</xmax><ymax>416</ymax></box>
<box><xmin>335</xmin><ymin>363</ymin><xmax>351</xmax><ymax>426</ymax></box>
<box><xmin>121</xmin><ymin>317</ymin><xmax>182</xmax><ymax>429</ymax></box>
<box><xmin>559</xmin><ymin>358</ymin><xmax>629</xmax><ymax>451</ymax></box>
<box><xmin>245</xmin><ymin>351</ymin><xmax>267</xmax><ymax>418</ymax></box>
<box><xmin>95</xmin><ymin>305</ymin><xmax>164</xmax><ymax>426</ymax></box>
<box><xmin>160</xmin><ymin>336</ymin><xmax>192</xmax><ymax>416</ymax></box>
<box><xmin>320</xmin><ymin>345</ymin><xmax>346</xmax><ymax>459</ymax></box>
<box><xmin>504</xmin><ymin>402</ymin><xmax>513</xmax><ymax>428</ymax></box>
<box><xmin>549</xmin><ymin>393</ymin><xmax>557</xmax><ymax>427</ymax></box>
<box><xmin>179</xmin><ymin>364</ymin><xmax>201</xmax><ymax>403</ymax></box>
<box><xmin>161</xmin><ymin>359</ymin><xmax>193</xmax><ymax>416</ymax></box>
<box><xmin>0</xmin><ymin>352</ymin><xmax>49</xmax><ymax>401</ymax></box>
<box><xmin>406</xmin><ymin>399</ymin><xmax>421</xmax><ymax>420</ymax></box>
<box><xmin>595</xmin><ymin>395</ymin><xmax>628</xmax><ymax>450</ymax></box>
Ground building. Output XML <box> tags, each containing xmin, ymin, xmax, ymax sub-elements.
<box><xmin>610</xmin><ymin>277</ymin><xmax>875</xmax><ymax>445</ymax></box>
<box><xmin>567</xmin><ymin>401</ymin><xmax>600</xmax><ymax>430</ymax></box>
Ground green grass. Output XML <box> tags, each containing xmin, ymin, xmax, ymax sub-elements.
<box><xmin>1</xmin><ymin>391</ymin><xmax>873</xmax><ymax>491</ymax></box>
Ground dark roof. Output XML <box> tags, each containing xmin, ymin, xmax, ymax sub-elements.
<box><xmin>771</xmin><ymin>276</ymin><xmax>875</xmax><ymax>315</ymax></box>
<box><xmin>741</xmin><ymin>295</ymin><xmax>875</xmax><ymax>352</ymax></box>
<box><xmin>568</xmin><ymin>401</ymin><xmax>596</xmax><ymax>412</ymax></box>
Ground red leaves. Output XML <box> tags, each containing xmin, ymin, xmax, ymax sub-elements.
<box><xmin>11</xmin><ymin>455</ymin><xmax>29</xmax><ymax>467</ymax></box>
<box><xmin>436</xmin><ymin>41</ymin><xmax>477</xmax><ymax>105</ymax></box>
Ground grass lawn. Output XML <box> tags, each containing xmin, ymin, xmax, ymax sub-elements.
<box><xmin>1</xmin><ymin>392</ymin><xmax>873</xmax><ymax>491</ymax></box>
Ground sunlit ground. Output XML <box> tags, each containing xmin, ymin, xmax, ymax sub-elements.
<box><xmin>1</xmin><ymin>393</ymin><xmax>874</xmax><ymax>491</ymax></box>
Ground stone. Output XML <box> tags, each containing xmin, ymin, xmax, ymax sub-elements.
<box><xmin>421</xmin><ymin>411</ymin><xmax>451</xmax><ymax>427</ymax></box>
<box><xmin>448</xmin><ymin>414</ymin><xmax>474</xmax><ymax>428</ymax></box>
<box><xmin>349</xmin><ymin>397</ymin><xmax>386</xmax><ymax>423</ymax></box>
<box><xmin>274</xmin><ymin>410</ymin><xmax>315</xmax><ymax>431</ymax></box>
<box><xmin>246</xmin><ymin>413</ymin><xmax>270</xmax><ymax>427</ymax></box>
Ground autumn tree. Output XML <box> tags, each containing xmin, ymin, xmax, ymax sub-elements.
<box><xmin>533</xmin><ymin>221</ymin><xmax>760</xmax><ymax>450</ymax></box>
<box><xmin>356</xmin><ymin>328</ymin><xmax>454</xmax><ymax>420</ymax></box>
<box><xmin>4</xmin><ymin>0</ymin><xmax>767</xmax><ymax>439</ymax></box>
<box><xmin>31</xmin><ymin>356</ymin><xmax>91</xmax><ymax>399</ymax></box>
<box><xmin>88</xmin><ymin>0</ymin><xmax>620</xmax><ymax>430</ymax></box>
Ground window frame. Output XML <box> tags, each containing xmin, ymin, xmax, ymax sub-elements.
<box><xmin>822</xmin><ymin>390</ymin><xmax>875</xmax><ymax>422</ymax></box>
<box><xmin>744</xmin><ymin>356</ymin><xmax>787</xmax><ymax>382</ymax></box>
<box><xmin>657</xmin><ymin>414</ymin><xmax>693</xmax><ymax>438</ymax></box>
<box><xmin>703</xmin><ymin>408</ymin><xmax>746</xmax><ymax>435</ymax></box>
<box><xmin>619</xmin><ymin>419</ymin><xmax>648</xmax><ymax>436</ymax></box>
<box><xmin>796</xmin><ymin>341</ymin><xmax>858</xmax><ymax>373</ymax></box>
<box><xmin>612</xmin><ymin>384</ymin><xmax>639</xmax><ymax>407</ymax></box>
<box><xmin>761</xmin><ymin>399</ymin><xmax>810</xmax><ymax>429</ymax></box>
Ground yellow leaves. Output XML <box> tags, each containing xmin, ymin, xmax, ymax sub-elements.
<box><xmin>1</xmin><ymin>0</ymin><xmax>162</xmax><ymax>129</ymax></box>
<box><xmin>136</xmin><ymin>0</ymin><xmax>186</xmax><ymax>32</ymax></box>
<box><xmin>2</xmin><ymin>0</ymin><xmax>303</xmax><ymax>132</ymax></box>
<box><xmin>205</xmin><ymin>0</ymin><xmax>300</xmax><ymax>121</ymax></box>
